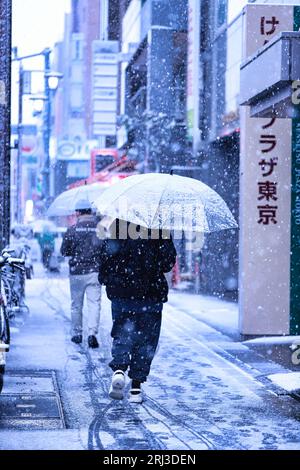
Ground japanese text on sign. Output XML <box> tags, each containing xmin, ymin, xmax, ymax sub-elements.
<box><xmin>257</xmin><ymin>16</ymin><xmax>280</xmax><ymax>225</ymax></box>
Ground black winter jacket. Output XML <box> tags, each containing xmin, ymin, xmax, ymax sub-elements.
<box><xmin>98</xmin><ymin>236</ymin><xmax>177</xmax><ymax>303</ymax></box>
<box><xmin>61</xmin><ymin>214</ymin><xmax>103</xmax><ymax>275</ymax></box>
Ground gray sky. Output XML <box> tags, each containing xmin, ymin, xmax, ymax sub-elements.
<box><xmin>11</xmin><ymin>0</ymin><xmax>71</xmax><ymax>123</ymax></box>
<box><xmin>12</xmin><ymin>0</ymin><xmax>71</xmax><ymax>55</ymax></box>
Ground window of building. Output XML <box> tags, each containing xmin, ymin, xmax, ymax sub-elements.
<box><xmin>67</xmin><ymin>161</ymin><xmax>89</xmax><ymax>178</ymax></box>
<box><xmin>199</xmin><ymin>0</ymin><xmax>248</xmax><ymax>140</ymax></box>
<box><xmin>70</xmin><ymin>110</ymin><xmax>84</xmax><ymax>119</ymax></box>
<box><xmin>199</xmin><ymin>1</ymin><xmax>296</xmax><ymax>141</ymax></box>
<box><xmin>217</xmin><ymin>0</ymin><xmax>227</xmax><ymax>27</ymax></box>
<box><xmin>95</xmin><ymin>153</ymin><xmax>115</xmax><ymax>172</ymax></box>
<box><xmin>71</xmin><ymin>36</ymin><xmax>83</xmax><ymax>61</ymax></box>
<box><xmin>225</xmin><ymin>14</ymin><xmax>243</xmax><ymax>118</ymax></box>
<box><xmin>109</xmin><ymin>0</ymin><xmax>120</xmax><ymax>40</ymax></box>
<box><xmin>173</xmin><ymin>31</ymin><xmax>187</xmax><ymax>122</ymax></box>
<box><xmin>75</xmin><ymin>40</ymin><xmax>80</xmax><ymax>59</ymax></box>
<box><xmin>199</xmin><ymin>0</ymin><xmax>213</xmax><ymax>140</ymax></box>
<box><xmin>29</xmin><ymin>169</ymin><xmax>37</xmax><ymax>192</ymax></box>
<box><xmin>105</xmin><ymin>136</ymin><xmax>117</xmax><ymax>148</ymax></box>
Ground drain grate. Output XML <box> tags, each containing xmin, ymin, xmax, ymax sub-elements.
<box><xmin>0</xmin><ymin>370</ymin><xmax>65</xmax><ymax>429</ymax></box>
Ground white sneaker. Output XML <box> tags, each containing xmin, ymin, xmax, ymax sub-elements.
<box><xmin>109</xmin><ymin>370</ymin><xmax>126</xmax><ymax>400</ymax></box>
<box><xmin>128</xmin><ymin>388</ymin><xmax>143</xmax><ymax>404</ymax></box>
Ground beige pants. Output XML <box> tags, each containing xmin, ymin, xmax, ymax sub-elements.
<box><xmin>69</xmin><ymin>272</ymin><xmax>101</xmax><ymax>336</ymax></box>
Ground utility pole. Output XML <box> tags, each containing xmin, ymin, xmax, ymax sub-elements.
<box><xmin>0</xmin><ymin>0</ymin><xmax>12</xmax><ymax>248</ymax></box>
<box><xmin>16</xmin><ymin>63</ymin><xmax>23</xmax><ymax>223</ymax></box>
<box><xmin>12</xmin><ymin>49</ymin><xmax>61</xmax><ymax>213</ymax></box>
<box><xmin>42</xmin><ymin>48</ymin><xmax>51</xmax><ymax>207</ymax></box>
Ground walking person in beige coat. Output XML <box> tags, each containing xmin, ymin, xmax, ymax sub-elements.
<box><xmin>61</xmin><ymin>199</ymin><xmax>103</xmax><ymax>348</ymax></box>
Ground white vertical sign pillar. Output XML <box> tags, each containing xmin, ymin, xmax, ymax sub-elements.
<box><xmin>239</xmin><ymin>4</ymin><xmax>295</xmax><ymax>335</ymax></box>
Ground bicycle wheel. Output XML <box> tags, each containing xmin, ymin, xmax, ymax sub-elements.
<box><xmin>0</xmin><ymin>304</ymin><xmax>10</xmax><ymax>347</ymax></box>
<box><xmin>2</xmin><ymin>277</ymin><xmax>14</xmax><ymax>318</ymax></box>
<box><xmin>0</xmin><ymin>364</ymin><xmax>4</xmax><ymax>393</ymax></box>
<box><xmin>2</xmin><ymin>277</ymin><xmax>11</xmax><ymax>302</ymax></box>
<box><xmin>0</xmin><ymin>302</ymin><xmax>4</xmax><ymax>337</ymax></box>
<box><xmin>0</xmin><ymin>305</ymin><xmax>9</xmax><ymax>394</ymax></box>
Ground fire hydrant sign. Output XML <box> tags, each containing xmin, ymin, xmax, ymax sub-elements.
<box><xmin>239</xmin><ymin>4</ymin><xmax>300</xmax><ymax>335</ymax></box>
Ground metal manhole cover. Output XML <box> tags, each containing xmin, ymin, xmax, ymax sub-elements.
<box><xmin>0</xmin><ymin>395</ymin><xmax>60</xmax><ymax>418</ymax></box>
<box><xmin>0</xmin><ymin>370</ymin><xmax>65</xmax><ymax>429</ymax></box>
<box><xmin>3</xmin><ymin>375</ymin><xmax>54</xmax><ymax>394</ymax></box>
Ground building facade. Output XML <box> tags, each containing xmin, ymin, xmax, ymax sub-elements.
<box><xmin>52</xmin><ymin>0</ymin><xmax>299</xmax><ymax>301</ymax></box>
<box><xmin>187</xmin><ymin>0</ymin><xmax>298</xmax><ymax>298</ymax></box>
<box><xmin>118</xmin><ymin>0</ymin><xmax>189</xmax><ymax>173</ymax></box>
<box><xmin>52</xmin><ymin>9</ymin><xmax>88</xmax><ymax>195</ymax></box>
<box><xmin>52</xmin><ymin>0</ymin><xmax>120</xmax><ymax>195</ymax></box>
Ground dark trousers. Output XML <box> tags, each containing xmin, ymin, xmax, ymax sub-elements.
<box><xmin>109</xmin><ymin>299</ymin><xmax>163</xmax><ymax>383</ymax></box>
<box><xmin>42</xmin><ymin>248</ymin><xmax>53</xmax><ymax>268</ymax></box>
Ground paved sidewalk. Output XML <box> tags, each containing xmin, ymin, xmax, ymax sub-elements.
<box><xmin>169</xmin><ymin>290</ymin><xmax>300</xmax><ymax>375</ymax></box>
<box><xmin>0</xmin><ymin>268</ymin><xmax>299</xmax><ymax>450</ymax></box>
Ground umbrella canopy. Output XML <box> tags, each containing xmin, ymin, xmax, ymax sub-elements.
<box><xmin>94</xmin><ymin>173</ymin><xmax>238</xmax><ymax>233</ymax></box>
<box><xmin>30</xmin><ymin>219</ymin><xmax>57</xmax><ymax>233</ymax></box>
<box><xmin>47</xmin><ymin>182</ymin><xmax>108</xmax><ymax>217</ymax></box>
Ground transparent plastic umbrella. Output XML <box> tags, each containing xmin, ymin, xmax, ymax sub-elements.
<box><xmin>47</xmin><ymin>182</ymin><xmax>108</xmax><ymax>217</ymax></box>
<box><xmin>94</xmin><ymin>173</ymin><xmax>238</xmax><ymax>233</ymax></box>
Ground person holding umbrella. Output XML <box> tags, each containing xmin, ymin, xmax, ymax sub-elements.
<box><xmin>94</xmin><ymin>172</ymin><xmax>237</xmax><ymax>402</ymax></box>
<box><xmin>61</xmin><ymin>199</ymin><xmax>103</xmax><ymax>348</ymax></box>
<box><xmin>99</xmin><ymin>219</ymin><xmax>177</xmax><ymax>403</ymax></box>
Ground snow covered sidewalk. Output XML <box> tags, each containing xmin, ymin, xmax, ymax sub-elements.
<box><xmin>0</xmin><ymin>268</ymin><xmax>300</xmax><ymax>450</ymax></box>
<box><xmin>168</xmin><ymin>290</ymin><xmax>239</xmax><ymax>339</ymax></box>
<box><xmin>168</xmin><ymin>290</ymin><xmax>300</xmax><ymax>375</ymax></box>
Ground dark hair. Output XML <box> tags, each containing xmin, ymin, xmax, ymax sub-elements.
<box><xmin>76</xmin><ymin>208</ymin><xmax>92</xmax><ymax>215</ymax></box>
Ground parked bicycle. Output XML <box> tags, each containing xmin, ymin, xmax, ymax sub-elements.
<box><xmin>4</xmin><ymin>226</ymin><xmax>34</xmax><ymax>318</ymax></box>
<box><xmin>10</xmin><ymin>223</ymin><xmax>34</xmax><ymax>279</ymax></box>
<box><xmin>0</xmin><ymin>251</ymin><xmax>25</xmax><ymax>393</ymax></box>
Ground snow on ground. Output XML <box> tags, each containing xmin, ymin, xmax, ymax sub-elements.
<box><xmin>245</xmin><ymin>336</ymin><xmax>300</xmax><ymax>345</ymax></box>
<box><xmin>1</xmin><ymin>264</ymin><xmax>300</xmax><ymax>450</ymax></box>
<box><xmin>267</xmin><ymin>373</ymin><xmax>300</xmax><ymax>392</ymax></box>
<box><xmin>168</xmin><ymin>290</ymin><xmax>239</xmax><ymax>338</ymax></box>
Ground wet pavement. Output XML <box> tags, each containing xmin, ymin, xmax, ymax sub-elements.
<box><xmin>0</xmin><ymin>264</ymin><xmax>300</xmax><ymax>450</ymax></box>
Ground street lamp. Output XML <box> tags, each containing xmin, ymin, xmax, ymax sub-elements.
<box><xmin>42</xmin><ymin>50</ymin><xmax>63</xmax><ymax>208</ymax></box>
<box><xmin>46</xmin><ymin>73</ymin><xmax>62</xmax><ymax>91</ymax></box>
<box><xmin>12</xmin><ymin>49</ymin><xmax>63</xmax><ymax>219</ymax></box>
<box><xmin>30</xmin><ymin>76</ymin><xmax>62</xmax><ymax>211</ymax></box>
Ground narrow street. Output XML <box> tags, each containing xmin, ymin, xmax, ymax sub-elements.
<box><xmin>0</xmin><ymin>265</ymin><xmax>299</xmax><ymax>450</ymax></box>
